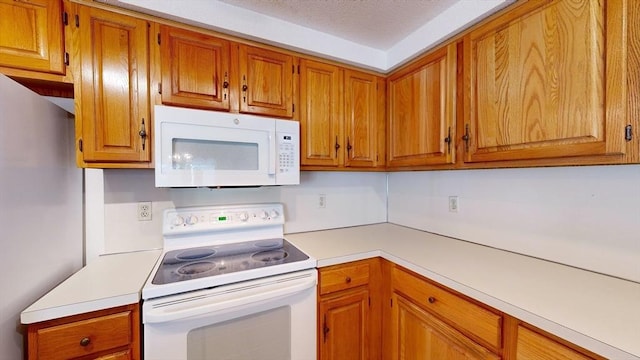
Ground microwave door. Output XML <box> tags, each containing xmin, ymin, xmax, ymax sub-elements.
<box><xmin>157</xmin><ymin>122</ymin><xmax>275</xmax><ymax>187</ymax></box>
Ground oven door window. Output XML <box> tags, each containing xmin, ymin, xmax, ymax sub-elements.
<box><xmin>187</xmin><ymin>306</ymin><xmax>291</xmax><ymax>360</ymax></box>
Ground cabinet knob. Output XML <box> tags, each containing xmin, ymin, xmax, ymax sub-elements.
<box><xmin>428</xmin><ymin>296</ymin><xmax>436</xmax><ymax>304</ymax></box>
<box><xmin>345</xmin><ymin>276</ymin><xmax>352</xmax><ymax>284</ymax></box>
<box><xmin>79</xmin><ymin>337</ymin><xmax>91</xmax><ymax>347</ymax></box>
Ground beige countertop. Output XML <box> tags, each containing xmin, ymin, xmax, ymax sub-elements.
<box><xmin>286</xmin><ymin>223</ymin><xmax>640</xmax><ymax>360</ymax></box>
<box><xmin>21</xmin><ymin>249</ymin><xmax>161</xmax><ymax>324</ymax></box>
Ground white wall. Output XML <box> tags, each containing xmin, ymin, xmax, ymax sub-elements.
<box><xmin>92</xmin><ymin>170</ymin><xmax>387</xmax><ymax>255</ymax></box>
<box><xmin>388</xmin><ymin>165</ymin><xmax>640</xmax><ymax>283</ymax></box>
<box><xmin>0</xmin><ymin>76</ymin><xmax>83</xmax><ymax>359</ymax></box>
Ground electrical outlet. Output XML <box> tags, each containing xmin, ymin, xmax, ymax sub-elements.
<box><xmin>318</xmin><ymin>194</ymin><xmax>326</xmax><ymax>208</ymax></box>
<box><xmin>138</xmin><ymin>202</ymin><xmax>152</xmax><ymax>221</ymax></box>
<box><xmin>448</xmin><ymin>196</ymin><xmax>458</xmax><ymax>213</ymax></box>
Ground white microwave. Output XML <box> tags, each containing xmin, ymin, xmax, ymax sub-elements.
<box><xmin>154</xmin><ymin>105</ymin><xmax>299</xmax><ymax>187</ymax></box>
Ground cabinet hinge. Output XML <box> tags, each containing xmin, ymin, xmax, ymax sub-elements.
<box><xmin>62</xmin><ymin>12</ymin><xmax>68</xmax><ymax>26</ymax></box>
<box><xmin>297</xmin><ymin>65</ymin><xmax>300</xmax><ymax>74</ymax></box>
<box><xmin>368</xmin><ymin>297</ymin><xmax>371</xmax><ymax>307</ymax></box>
<box><xmin>390</xmin><ymin>298</ymin><xmax>393</xmax><ymax>307</ymax></box>
<box><xmin>78</xmin><ymin>139</ymin><xmax>83</xmax><ymax>152</ymax></box>
<box><xmin>158</xmin><ymin>83</ymin><xmax>162</xmax><ymax>94</ymax></box>
<box><xmin>64</xmin><ymin>52</ymin><xmax>69</xmax><ymax>66</ymax></box>
<box><xmin>292</xmin><ymin>103</ymin><xmax>295</xmax><ymax>113</ymax></box>
<box><xmin>75</xmin><ymin>14</ymin><xmax>79</xmax><ymax>28</ymax></box>
<box><xmin>625</xmin><ymin>124</ymin><xmax>633</xmax><ymax>142</ymax></box>
<box><xmin>157</xmin><ymin>33</ymin><xmax>161</xmax><ymax>45</ymax></box>
<box><xmin>292</xmin><ymin>64</ymin><xmax>295</xmax><ymax>74</ymax></box>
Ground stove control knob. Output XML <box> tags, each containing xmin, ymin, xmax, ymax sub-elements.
<box><xmin>239</xmin><ymin>212</ymin><xmax>249</xmax><ymax>222</ymax></box>
<box><xmin>270</xmin><ymin>210</ymin><xmax>280</xmax><ymax>219</ymax></box>
<box><xmin>186</xmin><ymin>215</ymin><xmax>198</xmax><ymax>225</ymax></box>
<box><xmin>259</xmin><ymin>210</ymin><xmax>269</xmax><ymax>219</ymax></box>
<box><xmin>173</xmin><ymin>215</ymin><xmax>185</xmax><ymax>226</ymax></box>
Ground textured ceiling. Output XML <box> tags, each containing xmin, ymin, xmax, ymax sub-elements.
<box><xmin>218</xmin><ymin>0</ymin><xmax>457</xmax><ymax>50</ymax></box>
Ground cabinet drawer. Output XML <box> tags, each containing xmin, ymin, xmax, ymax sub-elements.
<box><xmin>37</xmin><ymin>311</ymin><xmax>132</xmax><ymax>358</ymax></box>
<box><xmin>319</xmin><ymin>261</ymin><xmax>370</xmax><ymax>295</ymax></box>
<box><xmin>392</xmin><ymin>267</ymin><xmax>502</xmax><ymax>349</ymax></box>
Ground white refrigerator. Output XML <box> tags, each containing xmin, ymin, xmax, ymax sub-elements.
<box><xmin>0</xmin><ymin>74</ymin><xmax>83</xmax><ymax>358</ymax></box>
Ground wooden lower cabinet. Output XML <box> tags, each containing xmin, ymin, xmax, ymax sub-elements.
<box><xmin>26</xmin><ymin>304</ymin><xmax>140</xmax><ymax>360</ymax></box>
<box><xmin>391</xmin><ymin>293</ymin><xmax>499</xmax><ymax>360</ymax></box>
<box><xmin>317</xmin><ymin>259</ymin><xmax>381</xmax><ymax>360</ymax></box>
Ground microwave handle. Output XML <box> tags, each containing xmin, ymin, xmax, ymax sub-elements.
<box><xmin>269</xmin><ymin>133</ymin><xmax>276</xmax><ymax>175</ymax></box>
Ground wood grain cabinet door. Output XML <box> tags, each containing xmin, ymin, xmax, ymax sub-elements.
<box><xmin>391</xmin><ymin>294</ymin><xmax>500</xmax><ymax>360</ymax></box>
<box><xmin>0</xmin><ymin>0</ymin><xmax>65</xmax><ymax>74</ymax></box>
<box><xmin>464</xmin><ymin>0</ymin><xmax>627</xmax><ymax>163</ymax></box>
<box><xmin>319</xmin><ymin>288</ymin><xmax>370</xmax><ymax>360</ymax></box>
<box><xmin>299</xmin><ymin>59</ymin><xmax>343</xmax><ymax>166</ymax></box>
<box><xmin>344</xmin><ymin>69</ymin><xmax>383</xmax><ymax>168</ymax></box>
<box><xmin>238</xmin><ymin>44</ymin><xmax>293</xmax><ymax>117</ymax></box>
<box><xmin>76</xmin><ymin>6</ymin><xmax>150</xmax><ymax>163</ymax></box>
<box><xmin>159</xmin><ymin>25</ymin><xmax>231</xmax><ymax>111</ymax></box>
<box><xmin>387</xmin><ymin>43</ymin><xmax>456</xmax><ymax>168</ymax></box>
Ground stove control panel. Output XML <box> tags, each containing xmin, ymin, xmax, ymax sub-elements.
<box><xmin>163</xmin><ymin>203</ymin><xmax>285</xmax><ymax>235</ymax></box>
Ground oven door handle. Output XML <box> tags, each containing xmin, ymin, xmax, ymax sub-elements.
<box><xmin>144</xmin><ymin>272</ymin><xmax>316</xmax><ymax>324</ymax></box>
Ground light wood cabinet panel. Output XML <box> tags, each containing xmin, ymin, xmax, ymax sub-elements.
<box><xmin>387</xmin><ymin>43</ymin><xmax>456</xmax><ymax>168</ymax></box>
<box><xmin>344</xmin><ymin>69</ymin><xmax>384</xmax><ymax>168</ymax></box>
<box><xmin>159</xmin><ymin>25</ymin><xmax>230</xmax><ymax>111</ymax></box>
<box><xmin>238</xmin><ymin>44</ymin><xmax>294</xmax><ymax>117</ymax></box>
<box><xmin>75</xmin><ymin>5</ymin><xmax>150</xmax><ymax>165</ymax></box>
<box><xmin>391</xmin><ymin>294</ymin><xmax>500</xmax><ymax>360</ymax></box>
<box><xmin>464</xmin><ymin>0</ymin><xmax>627</xmax><ymax>163</ymax></box>
<box><xmin>515</xmin><ymin>326</ymin><xmax>596</xmax><ymax>360</ymax></box>
<box><xmin>319</xmin><ymin>287</ymin><xmax>370</xmax><ymax>360</ymax></box>
<box><xmin>27</xmin><ymin>304</ymin><xmax>140</xmax><ymax>360</ymax></box>
<box><xmin>299</xmin><ymin>59</ymin><xmax>343</xmax><ymax>166</ymax></box>
<box><xmin>0</xmin><ymin>0</ymin><xmax>65</xmax><ymax>75</ymax></box>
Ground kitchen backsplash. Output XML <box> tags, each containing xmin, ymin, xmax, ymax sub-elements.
<box><xmin>92</xmin><ymin>170</ymin><xmax>387</xmax><ymax>256</ymax></box>
<box><xmin>388</xmin><ymin>165</ymin><xmax>640</xmax><ymax>283</ymax></box>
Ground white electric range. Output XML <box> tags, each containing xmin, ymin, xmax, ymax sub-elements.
<box><xmin>142</xmin><ymin>203</ymin><xmax>317</xmax><ymax>360</ymax></box>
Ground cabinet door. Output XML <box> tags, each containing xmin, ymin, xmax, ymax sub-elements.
<box><xmin>238</xmin><ymin>44</ymin><xmax>293</xmax><ymax>117</ymax></box>
<box><xmin>159</xmin><ymin>25</ymin><xmax>231</xmax><ymax>110</ymax></box>
<box><xmin>344</xmin><ymin>69</ymin><xmax>383</xmax><ymax>168</ymax></box>
<box><xmin>464</xmin><ymin>0</ymin><xmax>626</xmax><ymax>163</ymax></box>
<box><xmin>387</xmin><ymin>44</ymin><xmax>456</xmax><ymax>168</ymax></box>
<box><xmin>515</xmin><ymin>326</ymin><xmax>595</xmax><ymax>360</ymax></box>
<box><xmin>0</xmin><ymin>0</ymin><xmax>65</xmax><ymax>74</ymax></box>
<box><xmin>319</xmin><ymin>288</ymin><xmax>370</xmax><ymax>360</ymax></box>
<box><xmin>391</xmin><ymin>294</ymin><xmax>500</xmax><ymax>360</ymax></box>
<box><xmin>299</xmin><ymin>59</ymin><xmax>343</xmax><ymax>166</ymax></box>
<box><xmin>76</xmin><ymin>6</ymin><xmax>150</xmax><ymax>164</ymax></box>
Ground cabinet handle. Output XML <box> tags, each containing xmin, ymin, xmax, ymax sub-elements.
<box><xmin>334</xmin><ymin>136</ymin><xmax>341</xmax><ymax>157</ymax></box>
<box><xmin>428</xmin><ymin>296</ymin><xmax>436</xmax><ymax>304</ymax></box>
<box><xmin>462</xmin><ymin>124</ymin><xmax>470</xmax><ymax>152</ymax></box>
<box><xmin>79</xmin><ymin>337</ymin><xmax>91</xmax><ymax>347</ymax></box>
<box><xmin>444</xmin><ymin>126</ymin><xmax>452</xmax><ymax>154</ymax></box>
<box><xmin>323</xmin><ymin>314</ymin><xmax>330</xmax><ymax>343</ymax></box>
<box><xmin>139</xmin><ymin>118</ymin><xmax>147</xmax><ymax>151</ymax></box>
<box><xmin>346</xmin><ymin>137</ymin><xmax>352</xmax><ymax>153</ymax></box>
<box><xmin>345</xmin><ymin>276</ymin><xmax>352</xmax><ymax>284</ymax></box>
<box><xmin>223</xmin><ymin>72</ymin><xmax>229</xmax><ymax>100</ymax></box>
<box><xmin>242</xmin><ymin>75</ymin><xmax>247</xmax><ymax>103</ymax></box>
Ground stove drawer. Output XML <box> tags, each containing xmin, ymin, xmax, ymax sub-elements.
<box><xmin>319</xmin><ymin>260</ymin><xmax>371</xmax><ymax>295</ymax></box>
<box><xmin>27</xmin><ymin>304</ymin><xmax>138</xmax><ymax>359</ymax></box>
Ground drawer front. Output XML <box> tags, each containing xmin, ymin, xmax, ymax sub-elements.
<box><xmin>392</xmin><ymin>267</ymin><xmax>502</xmax><ymax>349</ymax></box>
<box><xmin>319</xmin><ymin>261</ymin><xmax>370</xmax><ymax>295</ymax></box>
<box><xmin>37</xmin><ymin>311</ymin><xmax>132</xmax><ymax>359</ymax></box>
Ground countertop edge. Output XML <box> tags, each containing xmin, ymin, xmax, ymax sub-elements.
<box><xmin>21</xmin><ymin>293</ymin><xmax>139</xmax><ymax>324</ymax></box>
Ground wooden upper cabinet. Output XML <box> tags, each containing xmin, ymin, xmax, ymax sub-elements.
<box><xmin>387</xmin><ymin>43</ymin><xmax>456</xmax><ymax>168</ymax></box>
<box><xmin>159</xmin><ymin>25</ymin><xmax>231</xmax><ymax>111</ymax></box>
<box><xmin>0</xmin><ymin>0</ymin><xmax>65</xmax><ymax>75</ymax></box>
<box><xmin>75</xmin><ymin>5</ymin><xmax>150</xmax><ymax>165</ymax></box>
<box><xmin>344</xmin><ymin>69</ymin><xmax>384</xmax><ymax>168</ymax></box>
<box><xmin>464</xmin><ymin>0</ymin><xmax>627</xmax><ymax>163</ymax></box>
<box><xmin>299</xmin><ymin>59</ymin><xmax>343</xmax><ymax>166</ymax></box>
<box><xmin>238</xmin><ymin>44</ymin><xmax>294</xmax><ymax>117</ymax></box>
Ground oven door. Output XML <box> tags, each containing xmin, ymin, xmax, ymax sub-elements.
<box><xmin>143</xmin><ymin>269</ymin><xmax>317</xmax><ymax>360</ymax></box>
<box><xmin>154</xmin><ymin>105</ymin><xmax>277</xmax><ymax>187</ymax></box>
